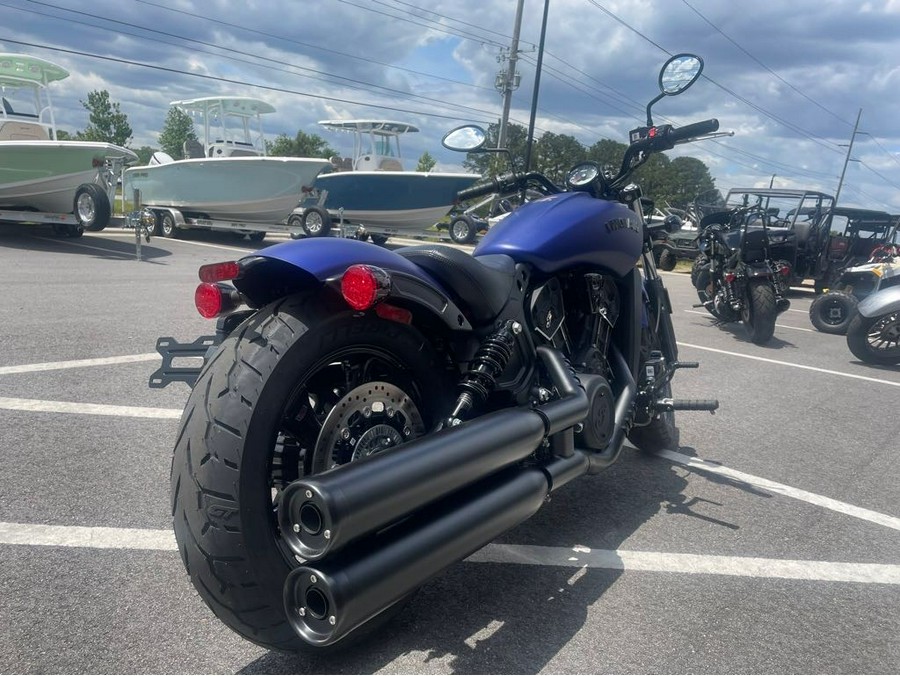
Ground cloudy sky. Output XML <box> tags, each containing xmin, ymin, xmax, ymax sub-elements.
<box><xmin>3</xmin><ymin>0</ymin><xmax>900</xmax><ymax>211</ymax></box>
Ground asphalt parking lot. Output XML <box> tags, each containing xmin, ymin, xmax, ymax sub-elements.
<box><xmin>1</xmin><ymin>224</ymin><xmax>898</xmax><ymax>674</ymax></box>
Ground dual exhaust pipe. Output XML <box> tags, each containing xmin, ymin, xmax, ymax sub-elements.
<box><xmin>279</xmin><ymin>346</ymin><xmax>636</xmax><ymax>647</ymax></box>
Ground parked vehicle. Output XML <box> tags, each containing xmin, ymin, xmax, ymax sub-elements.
<box><xmin>290</xmin><ymin>120</ymin><xmax>480</xmax><ymax>243</ymax></box>
<box><xmin>649</xmin><ymin>192</ymin><xmax>721</xmax><ymax>270</ymax></box>
<box><xmin>151</xmin><ymin>54</ymin><xmax>719</xmax><ymax>653</ymax></box>
<box><xmin>0</xmin><ymin>53</ymin><xmax>137</xmax><ymax>236</ymax></box>
<box><xmin>811</xmin><ymin>207</ymin><xmax>898</xmax><ymax>291</ymax></box>
<box><xmin>808</xmin><ymin>229</ymin><xmax>900</xmax><ymax>334</ymax></box>
<box><xmin>648</xmin><ymin>211</ymin><xmax>689</xmax><ymax>270</ymax></box>
<box><xmin>123</xmin><ymin>96</ymin><xmax>331</xmax><ymax>240</ymax></box>
<box><xmin>691</xmin><ymin>204</ymin><xmax>793</xmax><ymax>344</ymax></box>
<box><xmin>846</xmin><ymin>283</ymin><xmax>900</xmax><ymax>365</ymax></box>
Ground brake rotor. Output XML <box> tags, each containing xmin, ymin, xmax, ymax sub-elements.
<box><xmin>314</xmin><ymin>381</ymin><xmax>425</xmax><ymax>469</ymax></box>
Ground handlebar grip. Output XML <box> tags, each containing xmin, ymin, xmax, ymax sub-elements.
<box><xmin>457</xmin><ymin>177</ymin><xmax>500</xmax><ymax>202</ymax></box>
<box><xmin>670</xmin><ymin>118</ymin><xmax>719</xmax><ymax>143</ymax></box>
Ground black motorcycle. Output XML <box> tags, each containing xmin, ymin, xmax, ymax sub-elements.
<box><xmin>155</xmin><ymin>53</ymin><xmax>719</xmax><ymax>654</ymax></box>
<box><xmin>691</xmin><ymin>206</ymin><xmax>792</xmax><ymax>344</ymax></box>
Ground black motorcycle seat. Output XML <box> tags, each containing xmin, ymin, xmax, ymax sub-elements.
<box><xmin>396</xmin><ymin>245</ymin><xmax>516</xmax><ymax>325</ymax></box>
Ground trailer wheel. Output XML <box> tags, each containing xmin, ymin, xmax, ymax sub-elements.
<box><xmin>449</xmin><ymin>215</ymin><xmax>477</xmax><ymax>244</ymax></box>
<box><xmin>302</xmin><ymin>207</ymin><xmax>331</xmax><ymax>237</ymax></box>
<box><xmin>74</xmin><ymin>183</ymin><xmax>111</xmax><ymax>231</ymax></box>
<box><xmin>158</xmin><ymin>211</ymin><xmax>181</xmax><ymax>239</ymax></box>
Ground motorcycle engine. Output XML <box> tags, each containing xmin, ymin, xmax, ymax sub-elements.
<box><xmin>529</xmin><ymin>273</ymin><xmax>619</xmax><ymax>450</ymax></box>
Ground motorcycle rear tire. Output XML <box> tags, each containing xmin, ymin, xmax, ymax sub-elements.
<box><xmin>170</xmin><ymin>296</ymin><xmax>446</xmax><ymax>653</ymax></box>
<box><xmin>742</xmin><ymin>280</ymin><xmax>777</xmax><ymax>344</ymax></box>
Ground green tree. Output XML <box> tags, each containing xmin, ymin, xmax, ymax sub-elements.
<box><xmin>55</xmin><ymin>129</ymin><xmax>73</xmax><ymax>140</ymax></box>
<box><xmin>75</xmin><ymin>90</ymin><xmax>132</xmax><ymax>146</ymax></box>
<box><xmin>462</xmin><ymin>122</ymin><xmax>530</xmax><ymax>177</ymax></box>
<box><xmin>135</xmin><ymin>146</ymin><xmax>157</xmax><ymax>165</ymax></box>
<box><xmin>667</xmin><ymin>156</ymin><xmax>717</xmax><ymax>209</ymax></box>
<box><xmin>534</xmin><ymin>132</ymin><xmax>586</xmax><ymax>184</ymax></box>
<box><xmin>416</xmin><ymin>151</ymin><xmax>436</xmax><ymax>172</ymax></box>
<box><xmin>266</xmin><ymin>130</ymin><xmax>335</xmax><ymax>158</ymax></box>
<box><xmin>157</xmin><ymin>107</ymin><xmax>197</xmax><ymax>160</ymax></box>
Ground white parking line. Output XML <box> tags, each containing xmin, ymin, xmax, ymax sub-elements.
<box><xmin>2</xmin><ymin>521</ymin><xmax>897</xmax><ymax>585</ymax></box>
<box><xmin>469</xmin><ymin>544</ymin><xmax>900</xmax><ymax>585</ymax></box>
<box><xmin>678</xmin><ymin>342</ymin><xmax>900</xmax><ymax>387</ymax></box>
<box><xmin>0</xmin><ymin>353</ymin><xmax>159</xmax><ymax>375</ymax></box>
<box><xmin>658</xmin><ymin>449</ymin><xmax>900</xmax><ymax>532</ymax></box>
<box><xmin>0</xmin><ymin>397</ymin><xmax>180</xmax><ymax>419</ymax></box>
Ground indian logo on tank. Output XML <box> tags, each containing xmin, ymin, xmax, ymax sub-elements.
<box><xmin>605</xmin><ymin>217</ymin><xmax>638</xmax><ymax>234</ymax></box>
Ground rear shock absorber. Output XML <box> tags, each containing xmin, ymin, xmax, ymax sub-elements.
<box><xmin>449</xmin><ymin>321</ymin><xmax>521</xmax><ymax>420</ymax></box>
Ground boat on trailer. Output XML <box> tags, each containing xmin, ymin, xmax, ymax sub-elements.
<box><xmin>123</xmin><ymin>96</ymin><xmax>330</xmax><ymax>239</ymax></box>
<box><xmin>291</xmin><ymin>120</ymin><xmax>479</xmax><ymax>242</ymax></box>
<box><xmin>0</xmin><ymin>53</ymin><xmax>137</xmax><ymax>237</ymax></box>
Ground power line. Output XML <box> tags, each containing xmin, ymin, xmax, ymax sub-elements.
<box><xmin>333</xmin><ymin>0</ymin><xmax>507</xmax><ymax>48</ymax></box>
<box><xmin>374</xmin><ymin>0</ymin><xmax>523</xmax><ymax>45</ymax></box>
<box><xmin>128</xmin><ymin>0</ymin><xmax>492</xmax><ymax>91</ymax></box>
<box><xmin>0</xmin><ymin>36</ymin><xmax>498</xmax><ymax>124</ymax></box>
<box><xmin>583</xmin><ymin>0</ymin><xmax>845</xmax><ymax>155</ymax></box>
<box><xmin>679</xmin><ymin>0</ymin><xmax>851</xmax><ymax>127</ymax></box>
<box><xmin>11</xmin><ymin>1</ymin><xmax>501</xmax><ymax>121</ymax></box>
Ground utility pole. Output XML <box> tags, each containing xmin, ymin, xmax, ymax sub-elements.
<box><xmin>523</xmin><ymin>0</ymin><xmax>550</xmax><ymax>173</ymax></box>
<box><xmin>496</xmin><ymin>0</ymin><xmax>524</xmax><ymax>152</ymax></box>
<box><xmin>834</xmin><ymin>108</ymin><xmax>862</xmax><ymax>208</ymax></box>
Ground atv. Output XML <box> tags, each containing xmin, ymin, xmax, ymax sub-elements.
<box><xmin>808</xmin><ymin>224</ymin><xmax>900</xmax><ymax>334</ymax></box>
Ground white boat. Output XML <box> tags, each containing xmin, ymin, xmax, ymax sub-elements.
<box><xmin>0</xmin><ymin>54</ymin><xmax>137</xmax><ymax>233</ymax></box>
<box><xmin>123</xmin><ymin>97</ymin><xmax>331</xmax><ymax>227</ymax></box>
<box><xmin>296</xmin><ymin>120</ymin><xmax>479</xmax><ymax>237</ymax></box>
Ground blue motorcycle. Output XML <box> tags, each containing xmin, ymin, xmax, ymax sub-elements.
<box><xmin>155</xmin><ymin>53</ymin><xmax>720</xmax><ymax>653</ymax></box>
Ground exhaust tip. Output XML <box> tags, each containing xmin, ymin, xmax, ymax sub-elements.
<box><xmin>305</xmin><ymin>587</ymin><xmax>329</xmax><ymax>620</ymax></box>
<box><xmin>299</xmin><ymin>502</ymin><xmax>323</xmax><ymax>536</ymax></box>
<box><xmin>277</xmin><ymin>482</ymin><xmax>334</xmax><ymax>560</ymax></box>
<box><xmin>284</xmin><ymin>566</ymin><xmax>342</xmax><ymax>647</ymax></box>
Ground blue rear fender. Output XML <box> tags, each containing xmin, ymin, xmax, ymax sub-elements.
<box><xmin>234</xmin><ymin>238</ymin><xmax>473</xmax><ymax>330</ymax></box>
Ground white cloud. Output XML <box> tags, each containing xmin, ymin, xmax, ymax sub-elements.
<box><xmin>3</xmin><ymin>0</ymin><xmax>900</xmax><ymax>209</ymax></box>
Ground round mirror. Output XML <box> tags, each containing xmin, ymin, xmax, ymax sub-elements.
<box><xmin>658</xmin><ymin>54</ymin><xmax>704</xmax><ymax>95</ymax></box>
<box><xmin>441</xmin><ymin>125</ymin><xmax>487</xmax><ymax>152</ymax></box>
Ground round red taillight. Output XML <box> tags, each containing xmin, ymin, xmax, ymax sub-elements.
<box><xmin>341</xmin><ymin>265</ymin><xmax>390</xmax><ymax>310</ymax></box>
<box><xmin>195</xmin><ymin>282</ymin><xmax>224</xmax><ymax>318</ymax></box>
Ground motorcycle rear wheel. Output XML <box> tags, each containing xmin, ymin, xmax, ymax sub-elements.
<box><xmin>170</xmin><ymin>295</ymin><xmax>447</xmax><ymax>653</ymax></box>
<box><xmin>742</xmin><ymin>280</ymin><xmax>777</xmax><ymax>344</ymax></box>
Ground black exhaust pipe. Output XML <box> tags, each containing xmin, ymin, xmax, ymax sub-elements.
<box><xmin>278</xmin><ymin>347</ymin><xmax>587</xmax><ymax>561</ymax></box>
<box><xmin>283</xmin><ymin>456</ymin><xmax>586</xmax><ymax>648</ymax></box>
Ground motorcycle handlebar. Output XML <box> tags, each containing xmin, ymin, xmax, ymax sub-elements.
<box><xmin>669</xmin><ymin>118</ymin><xmax>719</xmax><ymax>144</ymax></box>
<box><xmin>456</xmin><ymin>171</ymin><xmax>560</xmax><ymax>203</ymax></box>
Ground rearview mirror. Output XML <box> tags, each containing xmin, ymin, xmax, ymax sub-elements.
<box><xmin>441</xmin><ymin>125</ymin><xmax>487</xmax><ymax>152</ymax></box>
<box><xmin>645</xmin><ymin>53</ymin><xmax>704</xmax><ymax>126</ymax></box>
<box><xmin>659</xmin><ymin>54</ymin><xmax>704</xmax><ymax>96</ymax></box>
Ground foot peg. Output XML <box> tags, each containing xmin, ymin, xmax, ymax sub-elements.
<box><xmin>658</xmin><ymin>398</ymin><xmax>719</xmax><ymax>413</ymax></box>
<box><xmin>672</xmin><ymin>361</ymin><xmax>699</xmax><ymax>370</ymax></box>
